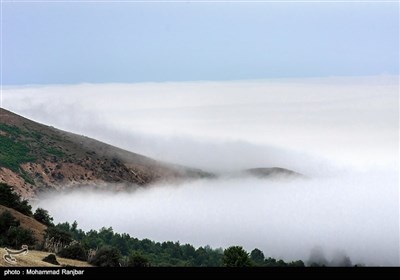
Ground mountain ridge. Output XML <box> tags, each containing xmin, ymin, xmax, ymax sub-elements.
<box><xmin>0</xmin><ymin>108</ymin><xmax>302</xmax><ymax>199</ymax></box>
<box><xmin>0</xmin><ymin>108</ymin><xmax>212</xmax><ymax>198</ymax></box>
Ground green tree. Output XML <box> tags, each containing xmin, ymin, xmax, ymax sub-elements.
<box><xmin>90</xmin><ymin>246</ymin><xmax>121</xmax><ymax>267</ymax></box>
<box><xmin>33</xmin><ymin>208</ymin><xmax>53</xmax><ymax>226</ymax></box>
<box><xmin>288</xmin><ymin>260</ymin><xmax>305</xmax><ymax>267</ymax></box>
<box><xmin>181</xmin><ymin>243</ymin><xmax>196</xmax><ymax>263</ymax></box>
<box><xmin>250</xmin><ymin>248</ymin><xmax>265</xmax><ymax>265</ymax></box>
<box><xmin>0</xmin><ymin>211</ymin><xmax>20</xmax><ymax>246</ymax></box>
<box><xmin>0</xmin><ymin>211</ymin><xmax>20</xmax><ymax>234</ymax></box>
<box><xmin>0</xmin><ymin>183</ymin><xmax>32</xmax><ymax>215</ymax></box>
<box><xmin>128</xmin><ymin>251</ymin><xmax>150</xmax><ymax>267</ymax></box>
<box><xmin>194</xmin><ymin>247</ymin><xmax>208</xmax><ymax>266</ymax></box>
<box><xmin>58</xmin><ymin>242</ymin><xmax>87</xmax><ymax>261</ymax></box>
<box><xmin>223</xmin><ymin>246</ymin><xmax>251</xmax><ymax>267</ymax></box>
<box><xmin>264</xmin><ymin>257</ymin><xmax>277</xmax><ymax>267</ymax></box>
<box><xmin>6</xmin><ymin>226</ymin><xmax>36</xmax><ymax>248</ymax></box>
<box><xmin>45</xmin><ymin>226</ymin><xmax>73</xmax><ymax>245</ymax></box>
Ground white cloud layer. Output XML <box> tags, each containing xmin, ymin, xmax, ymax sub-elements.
<box><xmin>3</xmin><ymin>75</ymin><xmax>399</xmax><ymax>265</ymax></box>
<box><xmin>3</xmin><ymin>76</ymin><xmax>398</xmax><ymax>171</ymax></box>
<box><xmin>37</xmin><ymin>169</ymin><xmax>398</xmax><ymax>266</ymax></box>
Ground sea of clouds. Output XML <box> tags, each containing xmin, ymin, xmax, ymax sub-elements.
<box><xmin>2</xmin><ymin>75</ymin><xmax>399</xmax><ymax>265</ymax></box>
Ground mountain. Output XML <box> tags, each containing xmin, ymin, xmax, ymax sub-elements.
<box><xmin>244</xmin><ymin>167</ymin><xmax>303</xmax><ymax>178</ymax></box>
<box><xmin>0</xmin><ymin>108</ymin><xmax>212</xmax><ymax>198</ymax></box>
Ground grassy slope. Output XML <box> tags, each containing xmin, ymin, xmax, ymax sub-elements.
<box><xmin>0</xmin><ymin>205</ymin><xmax>91</xmax><ymax>267</ymax></box>
<box><xmin>0</xmin><ymin>205</ymin><xmax>47</xmax><ymax>244</ymax></box>
<box><xmin>0</xmin><ymin>247</ymin><xmax>92</xmax><ymax>267</ymax></box>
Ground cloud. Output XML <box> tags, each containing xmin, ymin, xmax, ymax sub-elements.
<box><xmin>3</xmin><ymin>76</ymin><xmax>398</xmax><ymax>171</ymax></box>
<box><xmin>36</xmin><ymin>168</ymin><xmax>399</xmax><ymax>266</ymax></box>
<box><xmin>3</xmin><ymin>76</ymin><xmax>399</xmax><ymax>265</ymax></box>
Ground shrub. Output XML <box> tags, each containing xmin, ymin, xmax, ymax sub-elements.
<box><xmin>43</xmin><ymin>254</ymin><xmax>60</xmax><ymax>265</ymax></box>
<box><xmin>223</xmin><ymin>246</ymin><xmax>251</xmax><ymax>267</ymax></box>
<box><xmin>58</xmin><ymin>243</ymin><xmax>87</xmax><ymax>261</ymax></box>
<box><xmin>0</xmin><ymin>211</ymin><xmax>20</xmax><ymax>234</ymax></box>
<box><xmin>250</xmin><ymin>248</ymin><xmax>265</xmax><ymax>264</ymax></box>
<box><xmin>6</xmin><ymin>226</ymin><xmax>36</xmax><ymax>248</ymax></box>
<box><xmin>45</xmin><ymin>226</ymin><xmax>73</xmax><ymax>245</ymax></box>
<box><xmin>0</xmin><ymin>183</ymin><xmax>32</xmax><ymax>215</ymax></box>
<box><xmin>0</xmin><ymin>211</ymin><xmax>20</xmax><ymax>246</ymax></box>
<box><xmin>90</xmin><ymin>246</ymin><xmax>121</xmax><ymax>267</ymax></box>
<box><xmin>34</xmin><ymin>208</ymin><xmax>54</xmax><ymax>226</ymax></box>
<box><xmin>128</xmin><ymin>252</ymin><xmax>150</xmax><ymax>267</ymax></box>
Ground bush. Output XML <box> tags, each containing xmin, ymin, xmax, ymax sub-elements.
<box><xmin>45</xmin><ymin>226</ymin><xmax>73</xmax><ymax>245</ymax></box>
<box><xmin>58</xmin><ymin>243</ymin><xmax>87</xmax><ymax>261</ymax></box>
<box><xmin>90</xmin><ymin>246</ymin><xmax>121</xmax><ymax>267</ymax></box>
<box><xmin>34</xmin><ymin>208</ymin><xmax>54</xmax><ymax>226</ymax></box>
<box><xmin>250</xmin><ymin>248</ymin><xmax>265</xmax><ymax>264</ymax></box>
<box><xmin>0</xmin><ymin>211</ymin><xmax>20</xmax><ymax>234</ymax></box>
<box><xmin>43</xmin><ymin>254</ymin><xmax>59</xmax><ymax>265</ymax></box>
<box><xmin>0</xmin><ymin>210</ymin><xmax>36</xmax><ymax>248</ymax></box>
<box><xmin>6</xmin><ymin>226</ymin><xmax>36</xmax><ymax>248</ymax></box>
<box><xmin>128</xmin><ymin>252</ymin><xmax>150</xmax><ymax>267</ymax></box>
<box><xmin>0</xmin><ymin>211</ymin><xmax>20</xmax><ymax>246</ymax></box>
<box><xmin>0</xmin><ymin>183</ymin><xmax>32</xmax><ymax>216</ymax></box>
<box><xmin>223</xmin><ymin>246</ymin><xmax>251</xmax><ymax>267</ymax></box>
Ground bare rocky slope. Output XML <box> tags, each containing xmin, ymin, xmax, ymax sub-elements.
<box><xmin>0</xmin><ymin>108</ymin><xmax>212</xmax><ymax>199</ymax></box>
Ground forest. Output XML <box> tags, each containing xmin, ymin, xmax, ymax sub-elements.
<box><xmin>0</xmin><ymin>183</ymin><xmax>307</xmax><ymax>267</ymax></box>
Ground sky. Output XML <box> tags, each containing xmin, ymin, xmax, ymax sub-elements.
<box><xmin>1</xmin><ymin>1</ymin><xmax>399</xmax><ymax>85</ymax></box>
<box><xmin>1</xmin><ymin>1</ymin><xmax>399</xmax><ymax>266</ymax></box>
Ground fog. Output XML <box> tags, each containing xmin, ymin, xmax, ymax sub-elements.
<box><xmin>36</xmin><ymin>168</ymin><xmax>399</xmax><ymax>266</ymax></box>
<box><xmin>4</xmin><ymin>76</ymin><xmax>398</xmax><ymax>171</ymax></box>
<box><xmin>3</xmin><ymin>76</ymin><xmax>399</xmax><ymax>265</ymax></box>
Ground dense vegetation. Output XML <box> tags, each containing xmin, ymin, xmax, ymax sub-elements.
<box><xmin>46</xmin><ymin>221</ymin><xmax>305</xmax><ymax>267</ymax></box>
<box><xmin>33</xmin><ymin>208</ymin><xmax>54</xmax><ymax>227</ymax></box>
<box><xmin>0</xmin><ymin>182</ymin><xmax>307</xmax><ymax>267</ymax></box>
<box><xmin>0</xmin><ymin>124</ymin><xmax>37</xmax><ymax>172</ymax></box>
<box><xmin>0</xmin><ymin>184</ymin><xmax>36</xmax><ymax>247</ymax></box>
<box><xmin>0</xmin><ymin>183</ymin><xmax>32</xmax><ymax>215</ymax></box>
<box><xmin>0</xmin><ymin>211</ymin><xmax>36</xmax><ymax>248</ymax></box>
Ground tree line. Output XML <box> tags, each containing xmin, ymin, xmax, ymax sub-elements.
<box><xmin>1</xmin><ymin>183</ymin><xmax>307</xmax><ymax>267</ymax></box>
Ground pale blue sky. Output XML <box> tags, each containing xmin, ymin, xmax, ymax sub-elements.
<box><xmin>2</xmin><ymin>1</ymin><xmax>399</xmax><ymax>85</ymax></box>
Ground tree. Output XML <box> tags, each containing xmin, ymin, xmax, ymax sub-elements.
<box><xmin>264</xmin><ymin>257</ymin><xmax>277</xmax><ymax>267</ymax></box>
<box><xmin>58</xmin><ymin>242</ymin><xmax>87</xmax><ymax>261</ymax></box>
<box><xmin>90</xmin><ymin>246</ymin><xmax>121</xmax><ymax>267</ymax></box>
<box><xmin>0</xmin><ymin>183</ymin><xmax>32</xmax><ymax>215</ymax></box>
<box><xmin>0</xmin><ymin>211</ymin><xmax>35</xmax><ymax>248</ymax></box>
<box><xmin>223</xmin><ymin>246</ymin><xmax>251</xmax><ymax>267</ymax></box>
<box><xmin>0</xmin><ymin>211</ymin><xmax>20</xmax><ymax>234</ymax></box>
<box><xmin>288</xmin><ymin>260</ymin><xmax>305</xmax><ymax>267</ymax></box>
<box><xmin>250</xmin><ymin>248</ymin><xmax>265</xmax><ymax>264</ymax></box>
<box><xmin>33</xmin><ymin>208</ymin><xmax>53</xmax><ymax>226</ymax></box>
<box><xmin>128</xmin><ymin>251</ymin><xmax>150</xmax><ymax>267</ymax></box>
<box><xmin>194</xmin><ymin>247</ymin><xmax>208</xmax><ymax>266</ymax></box>
<box><xmin>0</xmin><ymin>211</ymin><xmax>20</xmax><ymax>246</ymax></box>
<box><xmin>6</xmin><ymin>226</ymin><xmax>36</xmax><ymax>248</ymax></box>
<box><xmin>45</xmin><ymin>226</ymin><xmax>73</xmax><ymax>245</ymax></box>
